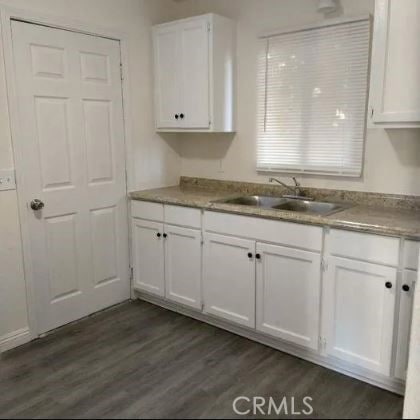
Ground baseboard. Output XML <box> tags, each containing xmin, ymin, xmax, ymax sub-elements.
<box><xmin>0</xmin><ymin>327</ymin><xmax>31</xmax><ymax>353</ymax></box>
<box><xmin>135</xmin><ymin>291</ymin><xmax>405</xmax><ymax>396</ymax></box>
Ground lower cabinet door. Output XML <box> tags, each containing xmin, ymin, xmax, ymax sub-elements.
<box><xmin>256</xmin><ymin>242</ymin><xmax>321</xmax><ymax>350</ymax></box>
<box><xmin>203</xmin><ymin>233</ymin><xmax>256</xmax><ymax>328</ymax></box>
<box><xmin>394</xmin><ymin>269</ymin><xmax>416</xmax><ymax>380</ymax></box>
<box><xmin>164</xmin><ymin>224</ymin><xmax>202</xmax><ymax>309</ymax></box>
<box><xmin>323</xmin><ymin>256</ymin><xmax>397</xmax><ymax>375</ymax></box>
<box><xmin>132</xmin><ymin>219</ymin><xmax>165</xmax><ymax>296</ymax></box>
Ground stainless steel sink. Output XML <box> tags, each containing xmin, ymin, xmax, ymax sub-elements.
<box><xmin>272</xmin><ymin>199</ymin><xmax>346</xmax><ymax>216</ymax></box>
<box><xmin>215</xmin><ymin>195</ymin><xmax>349</xmax><ymax>216</ymax></box>
<box><xmin>217</xmin><ymin>195</ymin><xmax>289</xmax><ymax>208</ymax></box>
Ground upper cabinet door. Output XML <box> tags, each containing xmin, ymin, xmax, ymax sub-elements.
<box><xmin>323</xmin><ymin>256</ymin><xmax>397</xmax><ymax>375</ymax></box>
<box><xmin>153</xmin><ymin>14</ymin><xmax>235</xmax><ymax>132</ymax></box>
<box><xmin>256</xmin><ymin>243</ymin><xmax>321</xmax><ymax>351</ymax></box>
<box><xmin>178</xmin><ymin>17</ymin><xmax>210</xmax><ymax>129</ymax></box>
<box><xmin>370</xmin><ymin>0</ymin><xmax>420</xmax><ymax>126</ymax></box>
<box><xmin>153</xmin><ymin>24</ymin><xmax>181</xmax><ymax>129</ymax></box>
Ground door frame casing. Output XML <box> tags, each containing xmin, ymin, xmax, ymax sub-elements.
<box><xmin>0</xmin><ymin>4</ymin><xmax>134</xmax><ymax>339</ymax></box>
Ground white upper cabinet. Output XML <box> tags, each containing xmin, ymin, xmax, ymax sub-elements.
<box><xmin>153</xmin><ymin>14</ymin><xmax>235</xmax><ymax>132</ymax></box>
<box><xmin>370</xmin><ymin>0</ymin><xmax>420</xmax><ymax>127</ymax></box>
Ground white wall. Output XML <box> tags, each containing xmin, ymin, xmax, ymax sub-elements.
<box><xmin>174</xmin><ymin>0</ymin><xmax>420</xmax><ymax>195</ymax></box>
<box><xmin>0</xmin><ymin>0</ymin><xmax>184</xmax><ymax>346</ymax></box>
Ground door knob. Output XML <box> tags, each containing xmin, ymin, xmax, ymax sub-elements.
<box><xmin>30</xmin><ymin>199</ymin><xmax>44</xmax><ymax>211</ymax></box>
<box><xmin>402</xmin><ymin>284</ymin><xmax>410</xmax><ymax>292</ymax></box>
<box><xmin>385</xmin><ymin>281</ymin><xmax>393</xmax><ymax>289</ymax></box>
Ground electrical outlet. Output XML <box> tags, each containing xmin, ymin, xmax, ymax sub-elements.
<box><xmin>0</xmin><ymin>169</ymin><xmax>16</xmax><ymax>191</ymax></box>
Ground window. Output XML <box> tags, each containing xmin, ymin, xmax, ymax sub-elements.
<box><xmin>257</xmin><ymin>18</ymin><xmax>370</xmax><ymax>176</ymax></box>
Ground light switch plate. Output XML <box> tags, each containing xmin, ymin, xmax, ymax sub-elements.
<box><xmin>0</xmin><ymin>169</ymin><xmax>16</xmax><ymax>191</ymax></box>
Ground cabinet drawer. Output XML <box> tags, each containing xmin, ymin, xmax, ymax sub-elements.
<box><xmin>403</xmin><ymin>240</ymin><xmax>420</xmax><ymax>270</ymax></box>
<box><xmin>131</xmin><ymin>200</ymin><xmax>164</xmax><ymax>222</ymax></box>
<box><xmin>165</xmin><ymin>205</ymin><xmax>201</xmax><ymax>229</ymax></box>
<box><xmin>328</xmin><ymin>229</ymin><xmax>400</xmax><ymax>266</ymax></box>
<box><xmin>204</xmin><ymin>211</ymin><xmax>323</xmax><ymax>252</ymax></box>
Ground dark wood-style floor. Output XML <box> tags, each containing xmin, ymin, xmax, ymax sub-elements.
<box><xmin>0</xmin><ymin>301</ymin><xmax>403</xmax><ymax>419</ymax></box>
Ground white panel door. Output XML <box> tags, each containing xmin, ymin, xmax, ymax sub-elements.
<box><xmin>132</xmin><ymin>219</ymin><xmax>165</xmax><ymax>297</ymax></box>
<box><xmin>153</xmin><ymin>23</ymin><xmax>181</xmax><ymax>129</ymax></box>
<box><xmin>256</xmin><ymin>243</ymin><xmax>321</xmax><ymax>350</ymax></box>
<box><xmin>395</xmin><ymin>270</ymin><xmax>416</xmax><ymax>380</ymax></box>
<box><xmin>179</xmin><ymin>17</ymin><xmax>210</xmax><ymax>129</ymax></box>
<box><xmin>12</xmin><ymin>21</ymin><xmax>129</xmax><ymax>334</ymax></box>
<box><xmin>164</xmin><ymin>225</ymin><xmax>202</xmax><ymax>309</ymax></box>
<box><xmin>203</xmin><ymin>233</ymin><xmax>255</xmax><ymax>328</ymax></box>
<box><xmin>323</xmin><ymin>257</ymin><xmax>397</xmax><ymax>375</ymax></box>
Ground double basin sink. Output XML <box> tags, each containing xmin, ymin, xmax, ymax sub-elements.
<box><xmin>214</xmin><ymin>195</ymin><xmax>348</xmax><ymax>216</ymax></box>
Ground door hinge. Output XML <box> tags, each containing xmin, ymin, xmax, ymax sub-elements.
<box><xmin>120</xmin><ymin>63</ymin><xmax>124</xmax><ymax>81</ymax></box>
<box><xmin>370</xmin><ymin>107</ymin><xmax>374</xmax><ymax>118</ymax></box>
<box><xmin>130</xmin><ymin>266</ymin><xmax>134</xmax><ymax>281</ymax></box>
<box><xmin>321</xmin><ymin>259</ymin><xmax>328</xmax><ymax>272</ymax></box>
<box><xmin>207</xmin><ymin>22</ymin><xmax>211</xmax><ymax>32</ymax></box>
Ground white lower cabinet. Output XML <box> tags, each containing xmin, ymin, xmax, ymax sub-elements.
<box><xmin>132</xmin><ymin>216</ymin><xmax>201</xmax><ymax>309</ymax></box>
<box><xmin>132</xmin><ymin>203</ymin><xmax>418</xmax><ymax>392</ymax></box>
<box><xmin>132</xmin><ymin>219</ymin><xmax>165</xmax><ymax>297</ymax></box>
<box><xmin>203</xmin><ymin>233</ymin><xmax>256</xmax><ymax>328</ymax></box>
<box><xmin>165</xmin><ymin>225</ymin><xmax>202</xmax><ymax>309</ymax></box>
<box><xmin>322</xmin><ymin>256</ymin><xmax>397</xmax><ymax>375</ymax></box>
<box><xmin>394</xmin><ymin>270</ymin><xmax>416</xmax><ymax>380</ymax></box>
<box><xmin>256</xmin><ymin>243</ymin><xmax>321</xmax><ymax>350</ymax></box>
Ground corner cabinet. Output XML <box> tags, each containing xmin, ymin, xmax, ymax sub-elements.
<box><xmin>153</xmin><ymin>14</ymin><xmax>236</xmax><ymax>132</ymax></box>
<box><xmin>370</xmin><ymin>0</ymin><xmax>420</xmax><ymax>127</ymax></box>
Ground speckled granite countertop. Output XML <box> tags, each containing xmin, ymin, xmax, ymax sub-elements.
<box><xmin>129</xmin><ymin>178</ymin><xmax>420</xmax><ymax>240</ymax></box>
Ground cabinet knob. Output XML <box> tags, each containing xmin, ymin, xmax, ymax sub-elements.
<box><xmin>247</xmin><ymin>252</ymin><xmax>253</xmax><ymax>258</ymax></box>
<box><xmin>402</xmin><ymin>284</ymin><xmax>410</xmax><ymax>292</ymax></box>
<box><xmin>175</xmin><ymin>114</ymin><xmax>179</xmax><ymax>119</ymax></box>
<box><xmin>157</xmin><ymin>233</ymin><xmax>161</xmax><ymax>238</ymax></box>
<box><xmin>180</xmin><ymin>113</ymin><xmax>184</xmax><ymax>119</ymax></box>
<box><xmin>256</xmin><ymin>253</ymin><xmax>261</xmax><ymax>260</ymax></box>
<box><xmin>385</xmin><ymin>282</ymin><xmax>393</xmax><ymax>289</ymax></box>
<box><xmin>163</xmin><ymin>233</ymin><xmax>167</xmax><ymax>238</ymax></box>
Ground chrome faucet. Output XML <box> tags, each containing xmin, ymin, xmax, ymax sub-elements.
<box><xmin>269</xmin><ymin>177</ymin><xmax>305</xmax><ymax>198</ymax></box>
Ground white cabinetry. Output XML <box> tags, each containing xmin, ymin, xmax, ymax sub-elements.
<box><xmin>165</xmin><ymin>225</ymin><xmax>202</xmax><ymax>309</ymax></box>
<box><xmin>256</xmin><ymin>243</ymin><xmax>321</xmax><ymax>350</ymax></box>
<box><xmin>131</xmin><ymin>203</ymin><xmax>202</xmax><ymax>309</ymax></box>
<box><xmin>131</xmin><ymin>201</ymin><xmax>419</xmax><ymax>393</ymax></box>
<box><xmin>322</xmin><ymin>256</ymin><xmax>397</xmax><ymax>375</ymax></box>
<box><xmin>370</xmin><ymin>0</ymin><xmax>420</xmax><ymax>127</ymax></box>
<box><xmin>132</xmin><ymin>219</ymin><xmax>165</xmax><ymax>297</ymax></box>
<box><xmin>394</xmin><ymin>239</ymin><xmax>419</xmax><ymax>380</ymax></box>
<box><xmin>202</xmin><ymin>213</ymin><xmax>323</xmax><ymax>344</ymax></box>
<box><xmin>153</xmin><ymin>14</ymin><xmax>235</xmax><ymax>132</ymax></box>
<box><xmin>203</xmin><ymin>233</ymin><xmax>255</xmax><ymax>328</ymax></box>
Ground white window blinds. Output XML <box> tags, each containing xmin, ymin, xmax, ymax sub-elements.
<box><xmin>257</xmin><ymin>18</ymin><xmax>370</xmax><ymax>176</ymax></box>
